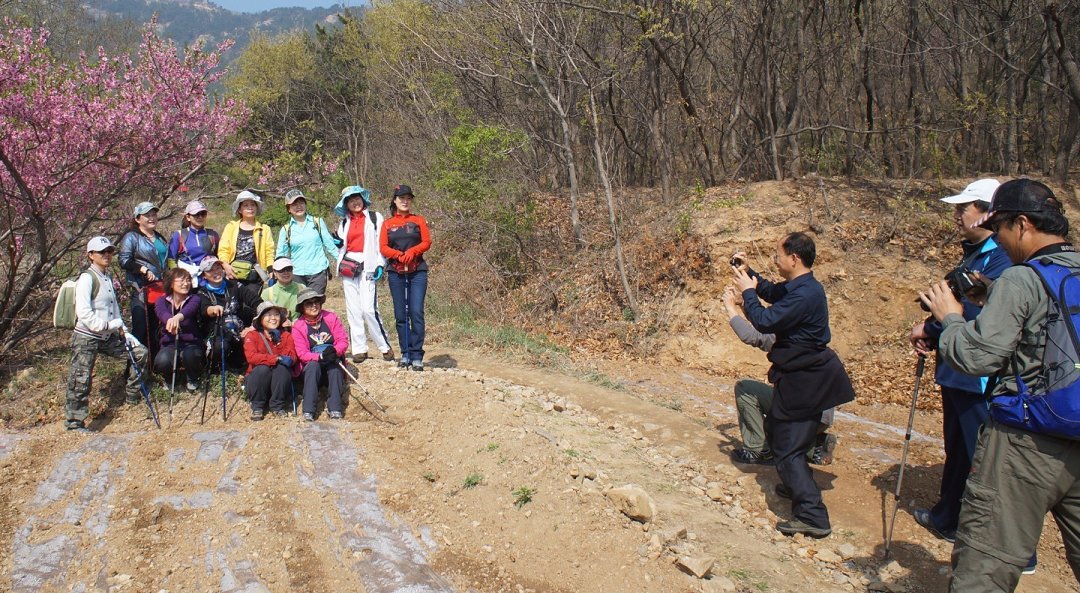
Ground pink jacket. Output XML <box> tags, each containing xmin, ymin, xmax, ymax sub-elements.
<box><xmin>292</xmin><ymin>310</ymin><xmax>349</xmax><ymax>364</ymax></box>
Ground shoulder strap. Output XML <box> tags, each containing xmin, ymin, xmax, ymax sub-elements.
<box><xmin>257</xmin><ymin>331</ymin><xmax>275</xmax><ymax>356</ymax></box>
<box><xmin>1023</xmin><ymin>260</ymin><xmax>1080</xmax><ymax>358</ymax></box>
<box><xmin>178</xmin><ymin>229</ymin><xmax>187</xmax><ymax>256</ymax></box>
<box><xmin>368</xmin><ymin>210</ymin><xmax>377</xmax><ymax>227</ymax></box>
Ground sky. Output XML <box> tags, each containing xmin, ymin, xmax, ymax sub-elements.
<box><xmin>212</xmin><ymin>0</ymin><xmax>359</xmax><ymax>12</ymax></box>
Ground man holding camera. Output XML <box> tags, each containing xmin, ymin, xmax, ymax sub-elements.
<box><xmin>908</xmin><ymin>179</ymin><xmax>1012</xmax><ymax>546</ymax></box>
<box><xmin>733</xmin><ymin>232</ymin><xmax>855</xmax><ymax>538</ymax></box>
<box><xmin>922</xmin><ymin>179</ymin><xmax>1080</xmax><ymax>591</ymax></box>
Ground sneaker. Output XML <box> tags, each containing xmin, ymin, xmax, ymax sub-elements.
<box><xmin>303</xmin><ymin>412</ymin><xmax>315</xmax><ymax>422</ymax></box>
<box><xmin>399</xmin><ymin>357</ymin><xmax>411</xmax><ymax>368</ymax></box>
<box><xmin>731</xmin><ymin>447</ymin><xmax>775</xmax><ymax>465</ymax></box>
<box><xmin>272</xmin><ymin>410</ymin><xmax>290</xmax><ymax>418</ymax></box>
<box><xmin>810</xmin><ymin>433</ymin><xmax>838</xmax><ymax>465</ymax></box>
<box><xmin>1022</xmin><ymin>553</ymin><xmax>1037</xmax><ymax>575</ymax></box>
<box><xmin>186</xmin><ymin>380</ymin><xmax>199</xmax><ymax>392</ymax></box>
<box><xmin>410</xmin><ymin>360</ymin><xmax>424</xmax><ymax>372</ymax></box>
<box><xmin>250</xmin><ymin>409</ymin><xmax>265</xmax><ymax>421</ymax></box>
<box><xmin>65</xmin><ymin>421</ymin><xmax>91</xmax><ymax>433</ymax></box>
<box><xmin>328</xmin><ymin>411</ymin><xmax>343</xmax><ymax>420</ymax></box>
<box><xmin>913</xmin><ymin>508</ymin><xmax>956</xmax><ymax>543</ymax></box>
<box><xmin>777</xmin><ymin>519</ymin><xmax>831</xmax><ymax>538</ymax></box>
<box><xmin>352</xmin><ymin>352</ymin><xmax>368</xmax><ymax>363</ymax></box>
<box><xmin>382</xmin><ymin>349</ymin><xmax>395</xmax><ymax>361</ymax></box>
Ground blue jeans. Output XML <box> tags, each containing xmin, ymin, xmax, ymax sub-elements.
<box><xmin>387</xmin><ymin>270</ymin><xmax>427</xmax><ymax>362</ymax></box>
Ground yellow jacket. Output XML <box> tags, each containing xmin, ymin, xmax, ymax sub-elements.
<box><xmin>218</xmin><ymin>220</ymin><xmax>275</xmax><ymax>270</ymax></box>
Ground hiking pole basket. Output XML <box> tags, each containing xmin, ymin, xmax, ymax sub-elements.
<box><xmin>884</xmin><ymin>354</ymin><xmax>926</xmax><ymax>558</ymax></box>
<box><xmin>338</xmin><ymin>361</ymin><xmax>396</xmax><ymax>425</ymax></box>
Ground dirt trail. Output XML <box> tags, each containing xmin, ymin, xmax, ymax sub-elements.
<box><xmin>0</xmin><ymin>346</ymin><xmax>1073</xmax><ymax>593</ymax></box>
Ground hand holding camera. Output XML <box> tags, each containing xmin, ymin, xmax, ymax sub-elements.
<box><xmin>729</xmin><ymin>252</ymin><xmax>747</xmax><ymax>271</ymax></box>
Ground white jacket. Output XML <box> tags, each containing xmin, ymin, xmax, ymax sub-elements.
<box><xmin>75</xmin><ymin>267</ymin><xmax>123</xmax><ymax>339</ymax></box>
<box><xmin>337</xmin><ymin>209</ymin><xmax>387</xmax><ymax>278</ymax></box>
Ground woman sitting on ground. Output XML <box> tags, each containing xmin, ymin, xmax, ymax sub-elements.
<box><xmin>153</xmin><ymin>267</ymin><xmax>205</xmax><ymax>391</ymax></box>
<box><xmin>292</xmin><ymin>288</ymin><xmax>349</xmax><ymax>422</ymax></box>
<box><xmin>243</xmin><ymin>302</ymin><xmax>299</xmax><ymax>420</ymax></box>
<box><xmin>197</xmin><ymin>256</ymin><xmax>262</xmax><ymax>373</ymax></box>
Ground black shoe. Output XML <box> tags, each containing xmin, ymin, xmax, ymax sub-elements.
<box><xmin>399</xmin><ymin>357</ymin><xmax>411</xmax><ymax>368</ymax></box>
<box><xmin>777</xmin><ymin>519</ymin><xmax>831</xmax><ymax>538</ymax></box>
<box><xmin>810</xmin><ymin>433</ymin><xmax>837</xmax><ymax>465</ymax></box>
<box><xmin>775</xmin><ymin>483</ymin><xmax>792</xmax><ymax>499</ymax></box>
<box><xmin>913</xmin><ymin>508</ymin><xmax>956</xmax><ymax>543</ymax></box>
<box><xmin>731</xmin><ymin>447</ymin><xmax>775</xmax><ymax>465</ymax></box>
<box><xmin>382</xmin><ymin>349</ymin><xmax>395</xmax><ymax>361</ymax></box>
<box><xmin>251</xmin><ymin>409</ymin><xmax>265</xmax><ymax>421</ymax></box>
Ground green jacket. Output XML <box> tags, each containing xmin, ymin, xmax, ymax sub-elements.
<box><xmin>261</xmin><ymin>281</ymin><xmax>307</xmax><ymax>321</ymax></box>
<box><xmin>939</xmin><ymin>248</ymin><xmax>1080</xmax><ymax>396</ymax></box>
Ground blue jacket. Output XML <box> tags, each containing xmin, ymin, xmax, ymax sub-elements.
<box><xmin>924</xmin><ymin>235</ymin><xmax>1012</xmax><ymax>393</ymax></box>
<box><xmin>275</xmin><ymin>215</ymin><xmax>339</xmax><ymax>276</ymax></box>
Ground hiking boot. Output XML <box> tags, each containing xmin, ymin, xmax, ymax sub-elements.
<box><xmin>731</xmin><ymin>447</ymin><xmax>775</xmax><ymax>465</ymax></box>
<box><xmin>66</xmin><ymin>421</ymin><xmax>91</xmax><ymax>433</ymax></box>
<box><xmin>328</xmin><ymin>411</ymin><xmax>343</xmax><ymax>420</ymax></box>
<box><xmin>913</xmin><ymin>508</ymin><xmax>955</xmax><ymax>543</ymax></box>
<box><xmin>272</xmin><ymin>410</ymin><xmax>290</xmax><ymax>418</ymax></box>
<box><xmin>777</xmin><ymin>519</ymin><xmax>831</xmax><ymax>538</ymax></box>
<box><xmin>125</xmin><ymin>394</ymin><xmax>142</xmax><ymax>405</ymax></box>
<box><xmin>399</xmin><ymin>357</ymin><xmax>411</xmax><ymax>368</ymax></box>
<box><xmin>410</xmin><ymin>360</ymin><xmax>424</xmax><ymax>372</ymax></box>
<box><xmin>382</xmin><ymin>348</ymin><xmax>395</xmax><ymax>361</ymax></box>
<box><xmin>303</xmin><ymin>412</ymin><xmax>315</xmax><ymax>422</ymax></box>
<box><xmin>251</xmin><ymin>409</ymin><xmax>265</xmax><ymax>421</ymax></box>
<box><xmin>810</xmin><ymin>433</ymin><xmax>838</xmax><ymax>465</ymax></box>
<box><xmin>352</xmin><ymin>352</ymin><xmax>368</xmax><ymax>363</ymax></box>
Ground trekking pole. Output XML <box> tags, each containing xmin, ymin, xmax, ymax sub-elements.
<box><xmin>338</xmin><ymin>361</ymin><xmax>396</xmax><ymax>424</ymax></box>
<box><xmin>403</xmin><ymin>272</ymin><xmax>410</xmax><ymax>366</ymax></box>
<box><xmin>220</xmin><ymin>319</ymin><xmax>227</xmax><ymax>421</ymax></box>
<box><xmin>884</xmin><ymin>354</ymin><xmax>926</xmax><ymax>558</ymax></box>
<box><xmin>169</xmin><ymin>335</ymin><xmax>179</xmax><ymax>423</ymax></box>
<box><xmin>121</xmin><ymin>332</ymin><xmax>161</xmax><ymax>429</ymax></box>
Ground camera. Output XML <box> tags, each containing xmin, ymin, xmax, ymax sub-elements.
<box><xmin>918</xmin><ymin>266</ymin><xmax>987</xmax><ymax>311</ymax></box>
<box><xmin>730</xmin><ymin>255</ymin><xmax>744</xmax><ymax>267</ymax></box>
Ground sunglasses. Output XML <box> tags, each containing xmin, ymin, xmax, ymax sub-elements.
<box><xmin>190</xmin><ymin>211</ymin><xmax>208</xmax><ymax>218</ymax></box>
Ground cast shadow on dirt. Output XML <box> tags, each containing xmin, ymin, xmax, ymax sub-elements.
<box><xmin>426</xmin><ymin>354</ymin><xmax>457</xmax><ymax>368</ymax></box>
<box><xmin>87</xmin><ymin>372</ymin><xmax>134</xmax><ymax>431</ymax></box>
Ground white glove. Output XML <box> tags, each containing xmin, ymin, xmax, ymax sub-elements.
<box><xmin>107</xmin><ymin>318</ymin><xmax>124</xmax><ymax>331</ymax></box>
<box><xmin>123</xmin><ymin>331</ymin><xmax>142</xmax><ymax>348</ymax></box>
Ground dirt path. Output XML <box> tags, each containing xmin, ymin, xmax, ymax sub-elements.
<box><xmin>0</xmin><ymin>347</ymin><xmax>1074</xmax><ymax>593</ymax></box>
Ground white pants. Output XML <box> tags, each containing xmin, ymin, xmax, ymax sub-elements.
<box><xmin>341</xmin><ymin>273</ymin><xmax>391</xmax><ymax>355</ymax></box>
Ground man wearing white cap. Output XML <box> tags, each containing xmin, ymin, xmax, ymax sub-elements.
<box><xmin>909</xmin><ymin>178</ymin><xmax>1012</xmax><ymax>544</ymax></box>
<box><xmin>65</xmin><ymin>237</ymin><xmax>149</xmax><ymax>432</ymax></box>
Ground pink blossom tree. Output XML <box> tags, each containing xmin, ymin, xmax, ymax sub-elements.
<box><xmin>0</xmin><ymin>20</ymin><xmax>248</xmax><ymax>353</ymax></box>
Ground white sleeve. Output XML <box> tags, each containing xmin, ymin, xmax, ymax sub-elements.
<box><xmin>75</xmin><ymin>273</ymin><xmax>109</xmax><ymax>333</ymax></box>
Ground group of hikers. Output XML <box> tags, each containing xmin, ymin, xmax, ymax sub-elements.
<box><xmin>722</xmin><ymin>178</ymin><xmax>1079</xmax><ymax>591</ymax></box>
<box><xmin>64</xmin><ymin>184</ymin><xmax>432</xmax><ymax>429</ymax></box>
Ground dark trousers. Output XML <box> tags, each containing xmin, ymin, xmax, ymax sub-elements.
<box><xmin>130</xmin><ymin>290</ymin><xmax>160</xmax><ymax>359</ymax></box>
<box><xmin>245</xmin><ymin>364</ymin><xmax>292</xmax><ymax>412</ymax></box>
<box><xmin>772</xmin><ymin>416</ymin><xmax>830</xmax><ymax>529</ymax></box>
<box><xmin>296</xmin><ymin>271</ymin><xmax>328</xmax><ymax>296</ymax></box>
<box><xmin>387</xmin><ymin>269</ymin><xmax>427</xmax><ymax>362</ymax></box>
<box><xmin>931</xmin><ymin>385</ymin><xmax>989</xmax><ymax>532</ymax></box>
<box><xmin>301</xmin><ymin>360</ymin><xmax>344</xmax><ymax>415</ymax></box>
<box><xmin>153</xmin><ymin>343</ymin><xmax>205</xmax><ymax>384</ymax></box>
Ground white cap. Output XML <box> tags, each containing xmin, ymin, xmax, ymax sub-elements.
<box><xmin>272</xmin><ymin>257</ymin><xmax>294</xmax><ymax>272</ymax></box>
<box><xmin>940</xmin><ymin>179</ymin><xmax>1000</xmax><ymax>204</ymax></box>
<box><xmin>86</xmin><ymin>236</ymin><xmax>115</xmax><ymax>252</ymax></box>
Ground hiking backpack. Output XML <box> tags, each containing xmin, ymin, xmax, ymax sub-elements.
<box><xmin>53</xmin><ymin>272</ymin><xmax>100</xmax><ymax>329</ymax></box>
<box><xmin>991</xmin><ymin>258</ymin><xmax>1080</xmax><ymax>439</ymax></box>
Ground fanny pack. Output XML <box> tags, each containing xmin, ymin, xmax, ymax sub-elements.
<box><xmin>338</xmin><ymin>256</ymin><xmax>363</xmax><ymax>279</ymax></box>
<box><xmin>232</xmin><ymin>260</ymin><xmax>255</xmax><ymax>281</ymax></box>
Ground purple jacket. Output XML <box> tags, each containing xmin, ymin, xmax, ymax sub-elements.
<box><xmin>155</xmin><ymin>294</ymin><xmax>203</xmax><ymax>348</ymax></box>
<box><xmin>292</xmin><ymin>310</ymin><xmax>349</xmax><ymax>364</ymax></box>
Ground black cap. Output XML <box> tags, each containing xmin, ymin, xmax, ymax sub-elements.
<box><xmin>977</xmin><ymin>179</ymin><xmax>1060</xmax><ymax>229</ymax></box>
<box><xmin>393</xmin><ymin>184</ymin><xmax>414</xmax><ymax>197</ymax></box>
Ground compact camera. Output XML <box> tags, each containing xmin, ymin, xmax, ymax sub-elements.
<box><xmin>730</xmin><ymin>255</ymin><xmax>744</xmax><ymax>267</ymax></box>
<box><xmin>918</xmin><ymin>266</ymin><xmax>987</xmax><ymax>312</ymax></box>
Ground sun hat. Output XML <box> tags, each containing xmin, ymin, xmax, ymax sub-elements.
<box><xmin>340</xmin><ymin>185</ymin><xmax>372</xmax><ymax>206</ymax></box>
<box><xmin>295</xmin><ymin>288</ymin><xmax>326</xmax><ymax>313</ymax></box>
<box><xmin>255</xmin><ymin>301</ymin><xmax>287</xmax><ymax>320</ymax></box>
<box><xmin>86</xmin><ymin>236</ymin><xmax>115</xmax><ymax>253</ymax></box>
<box><xmin>231</xmin><ymin>190</ymin><xmax>264</xmax><ymax>216</ymax></box>
<box><xmin>940</xmin><ymin>179</ymin><xmax>1000</xmax><ymax>204</ymax></box>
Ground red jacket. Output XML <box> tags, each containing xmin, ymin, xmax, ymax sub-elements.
<box><xmin>243</xmin><ymin>329</ymin><xmax>300</xmax><ymax>377</ymax></box>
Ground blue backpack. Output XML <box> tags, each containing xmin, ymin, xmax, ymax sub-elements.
<box><xmin>991</xmin><ymin>259</ymin><xmax>1080</xmax><ymax>439</ymax></box>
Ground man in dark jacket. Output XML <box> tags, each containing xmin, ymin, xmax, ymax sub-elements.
<box><xmin>733</xmin><ymin>232</ymin><xmax>855</xmax><ymax>538</ymax></box>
